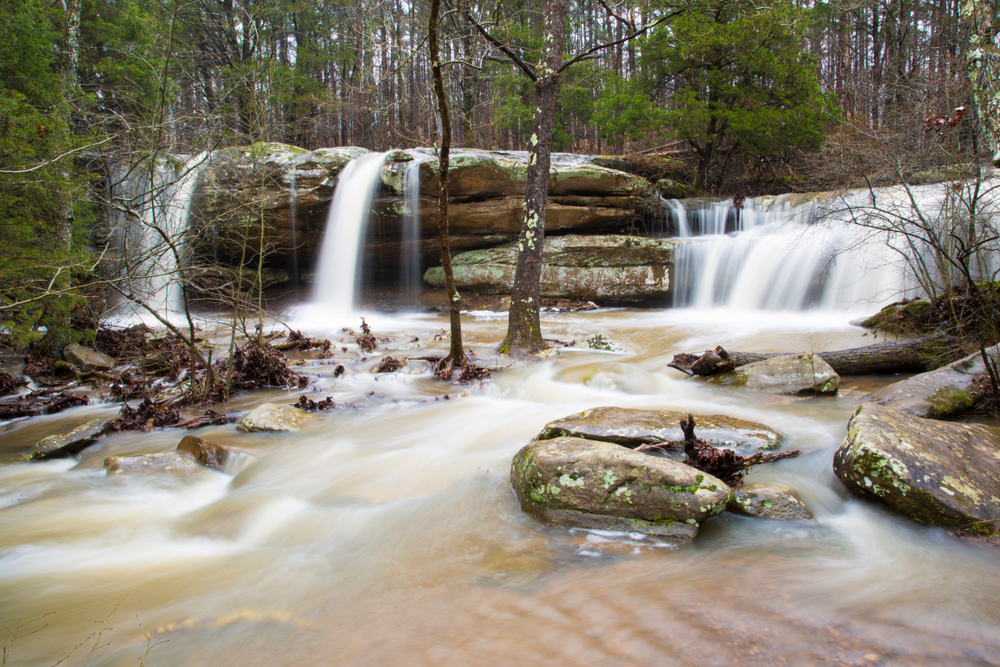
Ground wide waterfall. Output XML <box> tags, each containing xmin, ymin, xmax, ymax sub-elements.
<box><xmin>401</xmin><ymin>156</ymin><xmax>429</xmax><ymax>307</ymax></box>
<box><xmin>667</xmin><ymin>180</ymin><xmax>1000</xmax><ymax>312</ymax></box>
<box><xmin>109</xmin><ymin>152</ymin><xmax>208</xmax><ymax>322</ymax></box>
<box><xmin>311</xmin><ymin>152</ymin><xmax>390</xmax><ymax>316</ymax></box>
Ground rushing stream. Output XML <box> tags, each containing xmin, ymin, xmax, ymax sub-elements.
<box><xmin>1</xmin><ymin>306</ymin><xmax>999</xmax><ymax>666</ymax></box>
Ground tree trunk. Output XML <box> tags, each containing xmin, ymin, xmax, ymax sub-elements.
<box><xmin>668</xmin><ymin>334</ymin><xmax>964</xmax><ymax>377</ymax></box>
<box><xmin>501</xmin><ymin>0</ymin><xmax>569</xmax><ymax>357</ymax></box>
<box><xmin>963</xmin><ymin>0</ymin><xmax>1000</xmax><ymax>166</ymax></box>
<box><xmin>429</xmin><ymin>0</ymin><xmax>465</xmax><ymax>366</ymax></box>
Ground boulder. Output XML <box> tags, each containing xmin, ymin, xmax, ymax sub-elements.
<box><xmin>729</xmin><ymin>483</ymin><xmax>813</xmax><ymax>521</ymax></box>
<box><xmin>833</xmin><ymin>403</ymin><xmax>1000</xmax><ymax>533</ymax></box>
<box><xmin>28</xmin><ymin>418</ymin><xmax>109</xmax><ymax>460</ymax></box>
<box><xmin>105</xmin><ymin>452</ymin><xmax>202</xmax><ymax>474</ymax></box>
<box><xmin>866</xmin><ymin>345</ymin><xmax>998</xmax><ymax>419</ymax></box>
<box><xmin>511</xmin><ymin>436</ymin><xmax>732</xmax><ymax>540</ymax></box>
<box><xmin>424</xmin><ymin>235</ymin><xmax>676</xmax><ymax>305</ymax></box>
<box><xmin>537</xmin><ymin>406</ymin><xmax>783</xmax><ymax>451</ymax></box>
<box><xmin>177</xmin><ymin>435</ymin><xmax>252</xmax><ymax>472</ymax></box>
<box><xmin>570</xmin><ymin>333</ymin><xmax>626</xmax><ymax>353</ymax></box>
<box><xmin>708</xmin><ymin>353</ymin><xmax>839</xmax><ymax>395</ymax></box>
<box><xmin>236</xmin><ymin>403</ymin><xmax>309</xmax><ymax>432</ymax></box>
<box><xmin>63</xmin><ymin>344</ymin><xmax>115</xmax><ymax>373</ymax></box>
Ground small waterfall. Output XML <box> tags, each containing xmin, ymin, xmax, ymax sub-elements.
<box><xmin>401</xmin><ymin>157</ymin><xmax>427</xmax><ymax>307</ymax></box>
<box><xmin>311</xmin><ymin>152</ymin><xmax>389</xmax><ymax>315</ymax></box>
<box><xmin>667</xmin><ymin>199</ymin><xmax>691</xmax><ymax>237</ymax></box>
<box><xmin>288</xmin><ymin>166</ymin><xmax>300</xmax><ymax>285</ymax></box>
<box><xmin>111</xmin><ymin>152</ymin><xmax>208</xmax><ymax>321</ymax></box>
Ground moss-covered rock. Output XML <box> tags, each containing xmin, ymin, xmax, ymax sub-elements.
<box><xmin>423</xmin><ymin>235</ymin><xmax>676</xmax><ymax>305</ymax></box>
<box><xmin>859</xmin><ymin>298</ymin><xmax>936</xmax><ymax>335</ymax></box>
<box><xmin>536</xmin><ymin>406</ymin><xmax>783</xmax><ymax>451</ymax></box>
<box><xmin>511</xmin><ymin>436</ymin><xmax>731</xmax><ymax>539</ymax></box>
<box><xmin>729</xmin><ymin>483</ymin><xmax>813</xmax><ymax>521</ymax></box>
<box><xmin>834</xmin><ymin>403</ymin><xmax>1000</xmax><ymax>532</ymax></box>
<box><xmin>867</xmin><ymin>344</ymin><xmax>998</xmax><ymax>418</ymax></box>
<box><xmin>708</xmin><ymin>353</ymin><xmax>840</xmax><ymax>395</ymax></box>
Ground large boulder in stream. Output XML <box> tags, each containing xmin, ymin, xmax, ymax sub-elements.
<box><xmin>834</xmin><ymin>404</ymin><xmax>1000</xmax><ymax>533</ymax></box>
<box><xmin>28</xmin><ymin>418</ymin><xmax>110</xmax><ymax>460</ymax></box>
<box><xmin>708</xmin><ymin>353</ymin><xmax>840</xmax><ymax>395</ymax></box>
<box><xmin>236</xmin><ymin>403</ymin><xmax>309</xmax><ymax>432</ymax></box>
<box><xmin>536</xmin><ymin>406</ymin><xmax>783</xmax><ymax>451</ymax></box>
<box><xmin>424</xmin><ymin>235</ymin><xmax>677</xmax><ymax>305</ymax></box>
<box><xmin>866</xmin><ymin>345</ymin><xmax>998</xmax><ymax>419</ymax></box>
<box><xmin>512</xmin><ymin>437</ymin><xmax>731</xmax><ymax>540</ymax></box>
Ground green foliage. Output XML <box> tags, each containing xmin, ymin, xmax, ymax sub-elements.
<box><xmin>594</xmin><ymin>72</ymin><xmax>667</xmax><ymax>146</ymax></box>
<box><xmin>643</xmin><ymin>0</ymin><xmax>836</xmax><ymax>187</ymax></box>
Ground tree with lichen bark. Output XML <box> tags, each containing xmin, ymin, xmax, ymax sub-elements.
<box><xmin>962</xmin><ymin>0</ymin><xmax>1000</xmax><ymax>167</ymax></box>
<box><xmin>463</xmin><ymin>0</ymin><xmax>685</xmax><ymax>357</ymax></box>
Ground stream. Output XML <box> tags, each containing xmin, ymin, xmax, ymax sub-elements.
<box><xmin>1</xmin><ymin>307</ymin><xmax>999</xmax><ymax>666</ymax></box>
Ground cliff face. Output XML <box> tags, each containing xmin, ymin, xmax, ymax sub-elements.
<box><xmin>188</xmin><ymin>144</ymin><xmax>656</xmax><ymax>273</ymax></box>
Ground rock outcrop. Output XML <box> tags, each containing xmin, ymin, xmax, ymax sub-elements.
<box><xmin>708</xmin><ymin>353</ymin><xmax>840</xmax><ymax>395</ymax></box>
<box><xmin>834</xmin><ymin>403</ymin><xmax>1000</xmax><ymax>533</ymax></box>
<box><xmin>424</xmin><ymin>235</ymin><xmax>676</xmax><ymax>305</ymax></box>
<box><xmin>536</xmin><ymin>406</ymin><xmax>783</xmax><ymax>451</ymax></box>
<box><xmin>511</xmin><ymin>436</ymin><xmax>731</xmax><ymax>540</ymax></box>
<box><xmin>866</xmin><ymin>345</ymin><xmax>998</xmax><ymax>418</ymax></box>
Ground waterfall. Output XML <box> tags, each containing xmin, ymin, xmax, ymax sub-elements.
<box><xmin>401</xmin><ymin>157</ymin><xmax>428</xmax><ymax>307</ymax></box>
<box><xmin>670</xmin><ymin>188</ymin><xmax>972</xmax><ymax>312</ymax></box>
<box><xmin>311</xmin><ymin>152</ymin><xmax>389</xmax><ymax>315</ymax></box>
<box><xmin>111</xmin><ymin>152</ymin><xmax>208</xmax><ymax>321</ymax></box>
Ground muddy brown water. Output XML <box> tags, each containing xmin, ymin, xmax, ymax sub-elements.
<box><xmin>1</xmin><ymin>308</ymin><xmax>998</xmax><ymax>666</ymax></box>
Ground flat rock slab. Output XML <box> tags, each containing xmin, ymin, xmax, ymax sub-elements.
<box><xmin>709</xmin><ymin>353</ymin><xmax>839</xmax><ymax>395</ymax></box>
<box><xmin>237</xmin><ymin>403</ymin><xmax>309</xmax><ymax>432</ymax></box>
<box><xmin>536</xmin><ymin>406</ymin><xmax>783</xmax><ymax>451</ymax></box>
<box><xmin>28</xmin><ymin>418</ymin><xmax>109</xmax><ymax>460</ymax></box>
<box><xmin>63</xmin><ymin>344</ymin><xmax>115</xmax><ymax>373</ymax></box>
<box><xmin>511</xmin><ymin>436</ymin><xmax>731</xmax><ymax>539</ymax></box>
<box><xmin>867</xmin><ymin>345</ymin><xmax>998</xmax><ymax>418</ymax></box>
<box><xmin>834</xmin><ymin>403</ymin><xmax>1000</xmax><ymax>532</ymax></box>
<box><xmin>105</xmin><ymin>452</ymin><xmax>202</xmax><ymax>475</ymax></box>
<box><xmin>730</xmin><ymin>483</ymin><xmax>813</xmax><ymax>521</ymax></box>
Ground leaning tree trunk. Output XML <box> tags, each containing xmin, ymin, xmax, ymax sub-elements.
<box><xmin>500</xmin><ymin>0</ymin><xmax>569</xmax><ymax>358</ymax></box>
<box><xmin>668</xmin><ymin>334</ymin><xmax>964</xmax><ymax>377</ymax></box>
<box><xmin>963</xmin><ymin>0</ymin><xmax>1000</xmax><ymax>166</ymax></box>
<box><xmin>429</xmin><ymin>0</ymin><xmax>465</xmax><ymax>366</ymax></box>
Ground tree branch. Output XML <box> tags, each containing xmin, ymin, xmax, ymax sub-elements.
<box><xmin>559</xmin><ymin>7</ymin><xmax>687</xmax><ymax>73</ymax></box>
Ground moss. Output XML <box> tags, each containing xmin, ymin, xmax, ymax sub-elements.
<box><xmin>926</xmin><ymin>386</ymin><xmax>977</xmax><ymax>418</ymax></box>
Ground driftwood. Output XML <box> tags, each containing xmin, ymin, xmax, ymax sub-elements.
<box><xmin>668</xmin><ymin>333</ymin><xmax>963</xmax><ymax>377</ymax></box>
<box><xmin>673</xmin><ymin>414</ymin><xmax>799</xmax><ymax>487</ymax></box>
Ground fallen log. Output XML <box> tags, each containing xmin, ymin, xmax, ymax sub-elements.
<box><xmin>668</xmin><ymin>333</ymin><xmax>964</xmax><ymax>377</ymax></box>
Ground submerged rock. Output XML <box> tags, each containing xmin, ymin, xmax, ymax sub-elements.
<box><xmin>236</xmin><ymin>403</ymin><xmax>309</xmax><ymax>432</ymax></box>
<box><xmin>537</xmin><ymin>406</ymin><xmax>783</xmax><ymax>451</ymax></box>
<box><xmin>729</xmin><ymin>483</ymin><xmax>813</xmax><ymax>521</ymax></box>
<box><xmin>424</xmin><ymin>235</ymin><xmax>676</xmax><ymax>305</ymax></box>
<box><xmin>28</xmin><ymin>418</ymin><xmax>109</xmax><ymax>460</ymax></box>
<box><xmin>708</xmin><ymin>353</ymin><xmax>840</xmax><ymax>395</ymax></box>
<box><xmin>511</xmin><ymin>436</ymin><xmax>731</xmax><ymax>540</ymax></box>
<box><xmin>834</xmin><ymin>403</ymin><xmax>1000</xmax><ymax>533</ymax></box>
<box><xmin>866</xmin><ymin>345</ymin><xmax>998</xmax><ymax>419</ymax></box>
<box><xmin>177</xmin><ymin>435</ymin><xmax>252</xmax><ymax>472</ymax></box>
<box><xmin>63</xmin><ymin>344</ymin><xmax>114</xmax><ymax>373</ymax></box>
<box><xmin>105</xmin><ymin>452</ymin><xmax>202</xmax><ymax>474</ymax></box>
<box><xmin>570</xmin><ymin>333</ymin><xmax>626</xmax><ymax>353</ymax></box>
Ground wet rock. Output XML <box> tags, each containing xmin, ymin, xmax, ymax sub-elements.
<box><xmin>511</xmin><ymin>436</ymin><xmax>731</xmax><ymax>540</ymax></box>
<box><xmin>655</xmin><ymin>178</ymin><xmax>687</xmax><ymax>199</ymax></box>
<box><xmin>105</xmin><ymin>452</ymin><xmax>202</xmax><ymax>474</ymax></box>
<box><xmin>475</xmin><ymin>538</ymin><xmax>552</xmax><ymax>587</ymax></box>
<box><xmin>571</xmin><ymin>333</ymin><xmax>626</xmax><ymax>353</ymax></box>
<box><xmin>236</xmin><ymin>403</ymin><xmax>309</xmax><ymax>432</ymax></box>
<box><xmin>729</xmin><ymin>483</ymin><xmax>813</xmax><ymax>521</ymax></box>
<box><xmin>834</xmin><ymin>403</ymin><xmax>1000</xmax><ymax>532</ymax></box>
<box><xmin>537</xmin><ymin>406</ymin><xmax>783</xmax><ymax>451</ymax></box>
<box><xmin>866</xmin><ymin>345</ymin><xmax>998</xmax><ymax>419</ymax></box>
<box><xmin>708</xmin><ymin>353</ymin><xmax>839</xmax><ymax>395</ymax></box>
<box><xmin>28</xmin><ymin>418</ymin><xmax>109</xmax><ymax>460</ymax></box>
<box><xmin>424</xmin><ymin>235</ymin><xmax>676</xmax><ymax>305</ymax></box>
<box><xmin>63</xmin><ymin>344</ymin><xmax>114</xmax><ymax>373</ymax></box>
<box><xmin>859</xmin><ymin>298</ymin><xmax>935</xmax><ymax>336</ymax></box>
<box><xmin>177</xmin><ymin>435</ymin><xmax>252</xmax><ymax>472</ymax></box>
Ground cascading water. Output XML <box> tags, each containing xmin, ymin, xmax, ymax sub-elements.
<box><xmin>110</xmin><ymin>152</ymin><xmax>208</xmax><ymax>321</ymax></box>
<box><xmin>311</xmin><ymin>152</ymin><xmax>389</xmax><ymax>316</ymax></box>
<box><xmin>401</xmin><ymin>156</ymin><xmax>429</xmax><ymax>307</ymax></box>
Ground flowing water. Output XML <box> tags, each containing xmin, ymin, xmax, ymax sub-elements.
<box><xmin>1</xmin><ymin>307</ymin><xmax>999</xmax><ymax>667</ymax></box>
